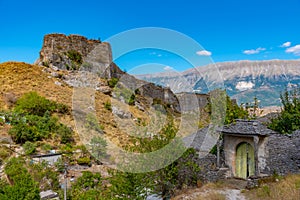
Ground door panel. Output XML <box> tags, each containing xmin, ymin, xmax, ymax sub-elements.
<box><xmin>236</xmin><ymin>142</ymin><xmax>255</xmax><ymax>178</ymax></box>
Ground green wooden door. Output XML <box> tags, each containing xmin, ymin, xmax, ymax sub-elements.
<box><xmin>236</xmin><ymin>142</ymin><xmax>255</xmax><ymax>178</ymax></box>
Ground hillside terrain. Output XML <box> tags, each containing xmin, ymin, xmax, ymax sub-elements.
<box><xmin>136</xmin><ymin>60</ymin><xmax>300</xmax><ymax>107</ymax></box>
<box><xmin>0</xmin><ymin>34</ymin><xmax>299</xmax><ymax>200</ymax></box>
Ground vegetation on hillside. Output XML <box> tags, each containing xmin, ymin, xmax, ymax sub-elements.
<box><xmin>0</xmin><ymin>157</ymin><xmax>40</xmax><ymax>200</ymax></box>
<box><xmin>269</xmin><ymin>88</ymin><xmax>300</xmax><ymax>134</ymax></box>
<box><xmin>206</xmin><ymin>89</ymin><xmax>249</xmax><ymax>125</ymax></box>
<box><xmin>5</xmin><ymin>92</ymin><xmax>73</xmax><ymax>144</ymax></box>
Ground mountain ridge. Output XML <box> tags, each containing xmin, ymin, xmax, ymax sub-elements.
<box><xmin>135</xmin><ymin>60</ymin><xmax>300</xmax><ymax>107</ymax></box>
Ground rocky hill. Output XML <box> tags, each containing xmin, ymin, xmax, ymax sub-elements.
<box><xmin>1</xmin><ymin>33</ymin><xmax>191</xmax><ymax>148</ymax></box>
<box><xmin>136</xmin><ymin>60</ymin><xmax>300</xmax><ymax>107</ymax></box>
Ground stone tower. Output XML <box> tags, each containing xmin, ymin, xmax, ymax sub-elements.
<box><xmin>35</xmin><ymin>33</ymin><xmax>112</xmax><ymax>78</ymax></box>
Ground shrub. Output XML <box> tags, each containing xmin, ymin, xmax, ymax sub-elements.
<box><xmin>41</xmin><ymin>143</ymin><xmax>52</xmax><ymax>151</ymax></box>
<box><xmin>56</xmin><ymin>124</ymin><xmax>73</xmax><ymax>144</ymax></box>
<box><xmin>56</xmin><ymin>103</ymin><xmax>69</xmax><ymax>114</ymax></box>
<box><xmin>22</xmin><ymin>141</ymin><xmax>36</xmax><ymax>155</ymax></box>
<box><xmin>128</xmin><ymin>94</ymin><xmax>135</xmax><ymax>105</ymax></box>
<box><xmin>0</xmin><ymin>147</ymin><xmax>11</xmax><ymax>161</ymax></box>
<box><xmin>0</xmin><ymin>117</ymin><xmax>4</xmax><ymax>126</ymax></box>
<box><xmin>85</xmin><ymin>113</ymin><xmax>103</xmax><ymax>133</ymax></box>
<box><xmin>2</xmin><ymin>157</ymin><xmax>40</xmax><ymax>200</ymax></box>
<box><xmin>77</xmin><ymin>157</ymin><xmax>91</xmax><ymax>166</ymax></box>
<box><xmin>14</xmin><ymin>92</ymin><xmax>56</xmax><ymax>116</ymax></box>
<box><xmin>66</xmin><ymin>50</ymin><xmax>83</xmax><ymax>65</ymax></box>
<box><xmin>104</xmin><ymin>101</ymin><xmax>112</xmax><ymax>111</ymax></box>
<box><xmin>42</xmin><ymin>60</ymin><xmax>50</xmax><ymax>67</ymax></box>
<box><xmin>107</xmin><ymin>78</ymin><xmax>119</xmax><ymax>88</ymax></box>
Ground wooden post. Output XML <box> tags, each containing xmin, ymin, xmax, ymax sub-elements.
<box><xmin>217</xmin><ymin>139</ymin><xmax>221</xmax><ymax>168</ymax></box>
<box><xmin>253</xmin><ymin>136</ymin><xmax>259</xmax><ymax>176</ymax></box>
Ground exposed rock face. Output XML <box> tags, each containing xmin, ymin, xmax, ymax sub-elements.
<box><xmin>35</xmin><ymin>34</ymin><xmax>112</xmax><ymax>77</ymax></box>
<box><xmin>35</xmin><ymin>33</ymin><xmax>183</xmax><ymax>113</ymax></box>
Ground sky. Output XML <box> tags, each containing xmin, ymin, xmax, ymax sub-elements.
<box><xmin>1</xmin><ymin>0</ymin><xmax>300</xmax><ymax>73</ymax></box>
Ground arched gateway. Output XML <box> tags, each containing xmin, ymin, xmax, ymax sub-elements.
<box><xmin>235</xmin><ymin>142</ymin><xmax>255</xmax><ymax>178</ymax></box>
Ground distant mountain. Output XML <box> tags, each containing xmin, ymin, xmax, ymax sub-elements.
<box><xmin>135</xmin><ymin>60</ymin><xmax>300</xmax><ymax>107</ymax></box>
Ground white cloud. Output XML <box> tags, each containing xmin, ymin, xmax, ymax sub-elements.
<box><xmin>164</xmin><ymin>66</ymin><xmax>173</xmax><ymax>71</ymax></box>
<box><xmin>286</xmin><ymin>44</ymin><xmax>300</xmax><ymax>56</ymax></box>
<box><xmin>196</xmin><ymin>50</ymin><xmax>212</xmax><ymax>56</ymax></box>
<box><xmin>243</xmin><ymin>47</ymin><xmax>266</xmax><ymax>55</ymax></box>
<box><xmin>280</xmin><ymin>41</ymin><xmax>291</xmax><ymax>48</ymax></box>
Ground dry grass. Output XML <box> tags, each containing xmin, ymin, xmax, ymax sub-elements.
<box><xmin>0</xmin><ymin>62</ymin><xmax>153</xmax><ymax>148</ymax></box>
<box><xmin>173</xmin><ymin>175</ymin><xmax>300</xmax><ymax>200</ymax></box>
<box><xmin>245</xmin><ymin>174</ymin><xmax>300</xmax><ymax>200</ymax></box>
<box><xmin>0</xmin><ymin>62</ymin><xmax>72</xmax><ymax>108</ymax></box>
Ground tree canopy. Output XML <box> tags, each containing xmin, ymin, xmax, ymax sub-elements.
<box><xmin>269</xmin><ymin>88</ymin><xmax>300</xmax><ymax>134</ymax></box>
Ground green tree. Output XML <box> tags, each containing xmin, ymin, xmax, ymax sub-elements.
<box><xmin>9</xmin><ymin>111</ymin><xmax>73</xmax><ymax>144</ymax></box>
<box><xmin>0</xmin><ymin>157</ymin><xmax>40</xmax><ymax>200</ymax></box>
<box><xmin>109</xmin><ymin>122</ymin><xmax>201</xmax><ymax>200</ymax></box>
<box><xmin>269</xmin><ymin>88</ymin><xmax>300</xmax><ymax>134</ymax></box>
<box><xmin>70</xmin><ymin>171</ymin><xmax>107</xmax><ymax>200</ymax></box>
<box><xmin>89</xmin><ymin>136</ymin><xmax>107</xmax><ymax>162</ymax></box>
<box><xmin>224</xmin><ymin>95</ymin><xmax>248</xmax><ymax>124</ymax></box>
<box><xmin>206</xmin><ymin>90</ymin><xmax>248</xmax><ymax>125</ymax></box>
<box><xmin>108</xmin><ymin>170</ymin><xmax>148</xmax><ymax>200</ymax></box>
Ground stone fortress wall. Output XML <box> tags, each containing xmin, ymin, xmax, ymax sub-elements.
<box><xmin>35</xmin><ymin>34</ymin><xmax>112</xmax><ymax>75</ymax></box>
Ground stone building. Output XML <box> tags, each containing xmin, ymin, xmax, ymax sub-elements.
<box><xmin>220</xmin><ymin>120</ymin><xmax>300</xmax><ymax>178</ymax></box>
<box><xmin>187</xmin><ymin>120</ymin><xmax>300</xmax><ymax>181</ymax></box>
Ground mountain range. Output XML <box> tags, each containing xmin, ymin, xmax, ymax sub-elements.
<box><xmin>135</xmin><ymin>60</ymin><xmax>300</xmax><ymax>107</ymax></box>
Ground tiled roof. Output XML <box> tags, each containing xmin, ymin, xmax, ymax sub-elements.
<box><xmin>219</xmin><ymin>119</ymin><xmax>277</xmax><ymax>136</ymax></box>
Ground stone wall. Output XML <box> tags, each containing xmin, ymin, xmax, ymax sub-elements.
<box><xmin>138</xmin><ymin>83</ymin><xmax>180</xmax><ymax>112</ymax></box>
<box><xmin>262</xmin><ymin>132</ymin><xmax>300</xmax><ymax>175</ymax></box>
<box><xmin>176</xmin><ymin>93</ymin><xmax>208</xmax><ymax>112</ymax></box>
<box><xmin>35</xmin><ymin>34</ymin><xmax>112</xmax><ymax>77</ymax></box>
<box><xmin>197</xmin><ymin>154</ymin><xmax>228</xmax><ymax>182</ymax></box>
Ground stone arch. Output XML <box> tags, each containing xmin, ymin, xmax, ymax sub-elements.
<box><xmin>235</xmin><ymin>142</ymin><xmax>255</xmax><ymax>178</ymax></box>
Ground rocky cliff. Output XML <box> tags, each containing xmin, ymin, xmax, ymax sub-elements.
<box><xmin>35</xmin><ymin>33</ymin><xmax>184</xmax><ymax>113</ymax></box>
<box><xmin>35</xmin><ymin>34</ymin><xmax>112</xmax><ymax>78</ymax></box>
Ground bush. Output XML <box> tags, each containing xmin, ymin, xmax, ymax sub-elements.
<box><xmin>0</xmin><ymin>147</ymin><xmax>11</xmax><ymax>161</ymax></box>
<box><xmin>14</xmin><ymin>92</ymin><xmax>56</xmax><ymax>116</ymax></box>
<box><xmin>56</xmin><ymin>124</ymin><xmax>73</xmax><ymax>144</ymax></box>
<box><xmin>1</xmin><ymin>157</ymin><xmax>40</xmax><ymax>200</ymax></box>
<box><xmin>66</xmin><ymin>50</ymin><xmax>83</xmax><ymax>65</ymax></box>
<box><xmin>56</xmin><ymin>103</ymin><xmax>69</xmax><ymax>114</ymax></box>
<box><xmin>41</xmin><ymin>143</ymin><xmax>52</xmax><ymax>151</ymax></box>
<box><xmin>104</xmin><ymin>101</ymin><xmax>112</xmax><ymax>111</ymax></box>
<box><xmin>85</xmin><ymin>113</ymin><xmax>103</xmax><ymax>133</ymax></box>
<box><xmin>128</xmin><ymin>94</ymin><xmax>135</xmax><ymax>105</ymax></box>
<box><xmin>77</xmin><ymin>157</ymin><xmax>91</xmax><ymax>166</ymax></box>
<box><xmin>9</xmin><ymin>113</ymin><xmax>58</xmax><ymax>143</ymax></box>
<box><xmin>107</xmin><ymin>78</ymin><xmax>119</xmax><ymax>88</ymax></box>
<box><xmin>22</xmin><ymin>141</ymin><xmax>36</xmax><ymax>155</ymax></box>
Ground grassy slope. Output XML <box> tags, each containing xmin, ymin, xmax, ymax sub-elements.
<box><xmin>0</xmin><ymin>62</ymin><xmax>72</xmax><ymax>107</ymax></box>
<box><xmin>0</xmin><ymin>62</ymin><xmax>149</xmax><ymax>147</ymax></box>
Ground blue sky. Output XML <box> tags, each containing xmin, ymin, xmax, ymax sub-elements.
<box><xmin>1</xmin><ymin>0</ymin><xmax>300</xmax><ymax>73</ymax></box>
